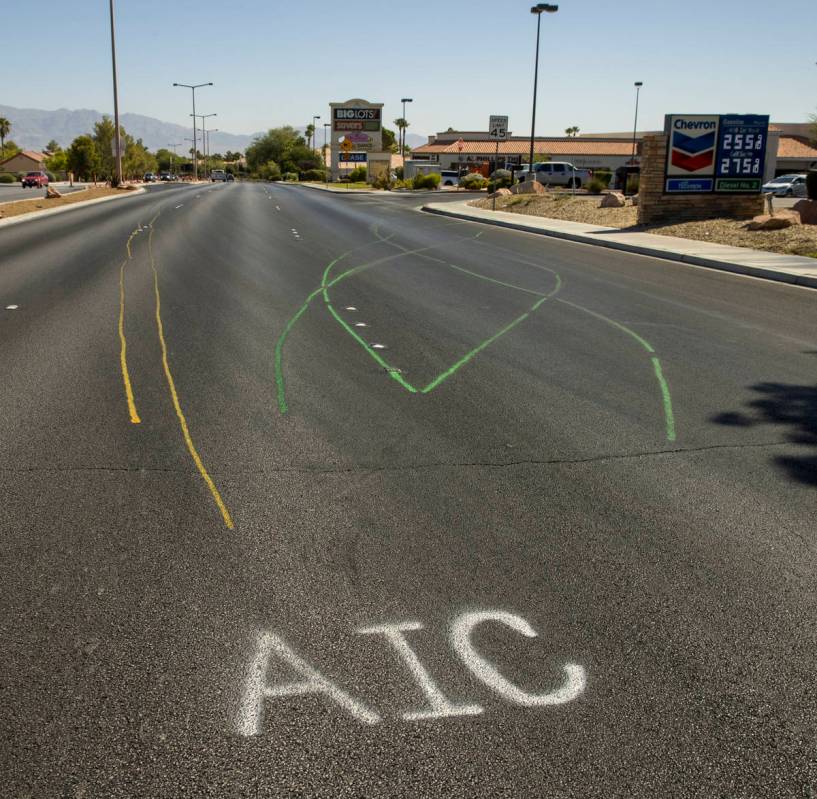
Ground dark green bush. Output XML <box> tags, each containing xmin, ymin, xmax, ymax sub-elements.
<box><xmin>0</xmin><ymin>173</ymin><xmax>14</xmax><ymax>183</ymax></box>
<box><xmin>283</xmin><ymin>172</ymin><xmax>298</xmax><ymax>182</ymax></box>
<box><xmin>585</xmin><ymin>178</ymin><xmax>606</xmax><ymax>194</ymax></box>
<box><xmin>593</xmin><ymin>169</ymin><xmax>612</xmax><ymax>187</ymax></box>
<box><xmin>460</xmin><ymin>172</ymin><xmax>487</xmax><ymax>190</ymax></box>
<box><xmin>412</xmin><ymin>172</ymin><xmax>440</xmax><ymax>190</ymax></box>
<box><xmin>806</xmin><ymin>170</ymin><xmax>817</xmax><ymax>200</ymax></box>
<box><xmin>300</xmin><ymin>168</ymin><xmax>326</xmax><ymax>181</ymax></box>
<box><xmin>348</xmin><ymin>166</ymin><xmax>367</xmax><ymax>182</ymax></box>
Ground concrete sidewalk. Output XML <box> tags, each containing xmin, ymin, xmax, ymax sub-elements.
<box><xmin>423</xmin><ymin>199</ymin><xmax>817</xmax><ymax>290</ymax></box>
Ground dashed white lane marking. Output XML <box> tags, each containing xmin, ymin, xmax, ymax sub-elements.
<box><xmin>354</xmin><ymin>322</ymin><xmax>367</xmax><ymax>328</ymax></box>
<box><xmin>5</xmin><ymin>305</ymin><xmax>19</xmax><ymax>310</ymax></box>
<box><xmin>371</xmin><ymin>343</ymin><xmax>386</xmax><ymax>349</ymax></box>
<box><xmin>345</xmin><ymin>306</ymin><xmax>357</xmax><ymax>311</ymax></box>
<box><xmin>175</xmin><ymin>204</ymin><xmax>183</xmax><ymax>209</ymax></box>
<box><xmin>276</xmin><ymin>205</ymin><xmax>281</xmax><ymax>211</ymax></box>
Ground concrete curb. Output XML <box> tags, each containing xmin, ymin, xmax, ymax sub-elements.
<box><xmin>294</xmin><ymin>183</ymin><xmax>482</xmax><ymax>197</ymax></box>
<box><xmin>422</xmin><ymin>201</ymin><xmax>817</xmax><ymax>291</ymax></box>
<box><xmin>0</xmin><ymin>187</ymin><xmax>147</xmax><ymax>230</ymax></box>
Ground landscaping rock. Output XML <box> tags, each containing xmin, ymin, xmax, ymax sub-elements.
<box><xmin>630</xmin><ymin>194</ymin><xmax>639</xmax><ymax>207</ymax></box>
<box><xmin>489</xmin><ymin>188</ymin><xmax>512</xmax><ymax>199</ymax></box>
<box><xmin>511</xmin><ymin>180</ymin><xmax>545</xmax><ymax>195</ymax></box>
<box><xmin>746</xmin><ymin>210</ymin><xmax>801</xmax><ymax>231</ymax></box>
<box><xmin>600</xmin><ymin>192</ymin><xmax>626</xmax><ymax>208</ymax></box>
<box><xmin>792</xmin><ymin>199</ymin><xmax>817</xmax><ymax>225</ymax></box>
<box><xmin>46</xmin><ymin>186</ymin><xmax>63</xmax><ymax>199</ymax></box>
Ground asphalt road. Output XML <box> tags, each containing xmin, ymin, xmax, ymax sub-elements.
<box><xmin>1</xmin><ymin>181</ymin><xmax>816</xmax><ymax>798</ymax></box>
<box><xmin>0</xmin><ymin>182</ymin><xmax>89</xmax><ymax>203</ymax></box>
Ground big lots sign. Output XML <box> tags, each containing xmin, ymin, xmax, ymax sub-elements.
<box><xmin>664</xmin><ymin>114</ymin><xmax>769</xmax><ymax>194</ymax></box>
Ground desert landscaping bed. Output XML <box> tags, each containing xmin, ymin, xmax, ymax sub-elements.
<box><xmin>0</xmin><ymin>186</ymin><xmax>134</xmax><ymax>220</ymax></box>
<box><xmin>471</xmin><ymin>194</ymin><xmax>817</xmax><ymax>258</ymax></box>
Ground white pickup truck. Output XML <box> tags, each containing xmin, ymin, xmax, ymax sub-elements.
<box><xmin>519</xmin><ymin>161</ymin><xmax>592</xmax><ymax>189</ymax></box>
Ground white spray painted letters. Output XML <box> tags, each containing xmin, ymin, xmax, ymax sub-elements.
<box><xmin>236</xmin><ymin>609</ymin><xmax>585</xmax><ymax>735</ymax></box>
<box><xmin>450</xmin><ymin>611</ymin><xmax>586</xmax><ymax>706</ymax></box>
<box><xmin>358</xmin><ymin>622</ymin><xmax>483</xmax><ymax>720</ymax></box>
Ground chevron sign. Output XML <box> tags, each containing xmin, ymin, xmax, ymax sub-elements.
<box><xmin>665</xmin><ymin>115</ymin><xmax>720</xmax><ymax>177</ymax></box>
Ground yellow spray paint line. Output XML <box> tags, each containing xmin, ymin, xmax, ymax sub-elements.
<box><xmin>147</xmin><ymin>221</ymin><xmax>235</xmax><ymax>529</ymax></box>
<box><xmin>118</xmin><ymin>227</ymin><xmax>142</xmax><ymax>424</ymax></box>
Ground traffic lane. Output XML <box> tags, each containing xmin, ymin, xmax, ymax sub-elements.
<box><xmin>0</xmin><ymin>182</ymin><xmax>88</xmax><ymax>203</ymax></box>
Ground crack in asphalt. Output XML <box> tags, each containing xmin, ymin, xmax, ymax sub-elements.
<box><xmin>0</xmin><ymin>439</ymin><xmax>795</xmax><ymax>476</ymax></box>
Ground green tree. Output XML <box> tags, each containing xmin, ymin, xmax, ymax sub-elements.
<box><xmin>67</xmin><ymin>135</ymin><xmax>101</xmax><ymax>181</ymax></box>
<box><xmin>45</xmin><ymin>149</ymin><xmax>68</xmax><ymax>174</ymax></box>
<box><xmin>305</xmin><ymin>123</ymin><xmax>315</xmax><ymax>150</ymax></box>
<box><xmin>246</xmin><ymin>127</ymin><xmax>309</xmax><ymax>173</ymax></box>
<box><xmin>0</xmin><ymin>117</ymin><xmax>10</xmax><ymax>159</ymax></box>
<box><xmin>46</xmin><ymin>139</ymin><xmax>61</xmax><ymax>152</ymax></box>
<box><xmin>564</xmin><ymin>126</ymin><xmax>580</xmax><ymax>137</ymax></box>
<box><xmin>122</xmin><ymin>137</ymin><xmax>157</xmax><ymax>179</ymax></box>
<box><xmin>393</xmin><ymin>117</ymin><xmax>409</xmax><ymax>154</ymax></box>
<box><xmin>93</xmin><ymin>116</ymin><xmax>118</xmax><ymax>180</ymax></box>
<box><xmin>382</xmin><ymin>127</ymin><xmax>397</xmax><ymax>154</ymax></box>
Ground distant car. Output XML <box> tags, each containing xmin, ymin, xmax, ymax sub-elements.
<box><xmin>22</xmin><ymin>171</ymin><xmax>49</xmax><ymax>188</ymax></box>
<box><xmin>226</xmin><ymin>173</ymin><xmax>235</xmax><ymax>182</ymax></box>
<box><xmin>762</xmin><ymin>174</ymin><xmax>808</xmax><ymax>197</ymax></box>
<box><xmin>143</xmin><ymin>172</ymin><xmax>157</xmax><ymax>183</ymax></box>
<box><xmin>159</xmin><ymin>171</ymin><xmax>172</xmax><ymax>181</ymax></box>
<box><xmin>526</xmin><ymin>161</ymin><xmax>592</xmax><ymax>189</ymax></box>
<box><xmin>210</xmin><ymin>169</ymin><xmax>227</xmax><ymax>182</ymax></box>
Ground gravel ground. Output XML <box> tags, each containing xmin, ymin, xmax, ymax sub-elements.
<box><xmin>0</xmin><ymin>186</ymin><xmax>127</xmax><ymax>219</ymax></box>
<box><xmin>472</xmin><ymin>194</ymin><xmax>817</xmax><ymax>257</ymax></box>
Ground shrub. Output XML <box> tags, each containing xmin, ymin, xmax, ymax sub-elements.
<box><xmin>585</xmin><ymin>178</ymin><xmax>606</xmax><ymax>195</ymax></box>
<box><xmin>807</xmin><ymin>170</ymin><xmax>817</xmax><ymax>201</ymax></box>
<box><xmin>300</xmin><ymin>168</ymin><xmax>326</xmax><ymax>181</ymax></box>
<box><xmin>460</xmin><ymin>172</ymin><xmax>487</xmax><ymax>190</ymax></box>
<box><xmin>283</xmin><ymin>172</ymin><xmax>298</xmax><ymax>182</ymax></box>
<box><xmin>371</xmin><ymin>171</ymin><xmax>394</xmax><ymax>190</ymax></box>
<box><xmin>260</xmin><ymin>160</ymin><xmax>282</xmax><ymax>181</ymax></box>
<box><xmin>593</xmin><ymin>169</ymin><xmax>612</xmax><ymax>187</ymax></box>
<box><xmin>0</xmin><ymin>173</ymin><xmax>14</xmax><ymax>183</ymax></box>
<box><xmin>488</xmin><ymin>169</ymin><xmax>513</xmax><ymax>192</ymax></box>
<box><xmin>45</xmin><ymin>171</ymin><xmax>56</xmax><ymax>182</ymax></box>
<box><xmin>347</xmin><ymin>166</ymin><xmax>367</xmax><ymax>182</ymax></box>
<box><xmin>412</xmin><ymin>172</ymin><xmax>440</xmax><ymax>190</ymax></box>
<box><xmin>393</xmin><ymin>166</ymin><xmax>404</xmax><ymax>180</ymax></box>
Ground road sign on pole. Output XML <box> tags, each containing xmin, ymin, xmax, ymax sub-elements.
<box><xmin>488</xmin><ymin>116</ymin><xmax>509</xmax><ymax>140</ymax></box>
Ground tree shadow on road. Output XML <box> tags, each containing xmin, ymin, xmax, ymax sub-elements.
<box><xmin>712</xmin><ymin>381</ymin><xmax>817</xmax><ymax>486</ymax></box>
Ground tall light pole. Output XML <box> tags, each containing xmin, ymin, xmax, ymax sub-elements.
<box><xmin>168</xmin><ymin>142</ymin><xmax>181</xmax><ymax>176</ymax></box>
<box><xmin>108</xmin><ymin>0</ymin><xmax>123</xmax><ymax>186</ymax></box>
<box><xmin>528</xmin><ymin>4</ymin><xmax>558</xmax><ymax>177</ymax></box>
<box><xmin>312</xmin><ymin>115</ymin><xmax>321</xmax><ymax>152</ymax></box>
<box><xmin>631</xmin><ymin>81</ymin><xmax>644</xmax><ymax>170</ymax></box>
<box><xmin>206</xmin><ymin>129</ymin><xmax>219</xmax><ymax>178</ymax></box>
<box><xmin>173</xmin><ymin>81</ymin><xmax>213</xmax><ymax>179</ymax></box>
<box><xmin>323</xmin><ymin>122</ymin><xmax>330</xmax><ymax>183</ymax></box>
<box><xmin>400</xmin><ymin>98</ymin><xmax>413</xmax><ymax>160</ymax></box>
<box><xmin>191</xmin><ymin>112</ymin><xmax>216</xmax><ymax>179</ymax></box>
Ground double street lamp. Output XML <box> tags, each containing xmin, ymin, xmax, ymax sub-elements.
<box><xmin>168</xmin><ymin>142</ymin><xmax>182</xmax><ymax>175</ymax></box>
<box><xmin>173</xmin><ymin>81</ymin><xmax>213</xmax><ymax>179</ymax></box>
<box><xmin>528</xmin><ymin>4</ymin><xmax>558</xmax><ymax>176</ymax></box>
<box><xmin>191</xmin><ymin>112</ymin><xmax>217</xmax><ymax>179</ymax></box>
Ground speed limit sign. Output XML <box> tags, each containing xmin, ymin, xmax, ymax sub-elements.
<box><xmin>489</xmin><ymin>116</ymin><xmax>508</xmax><ymax>140</ymax></box>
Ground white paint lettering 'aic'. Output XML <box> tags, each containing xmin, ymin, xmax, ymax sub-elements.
<box><xmin>450</xmin><ymin>611</ymin><xmax>586</xmax><ymax>707</ymax></box>
<box><xmin>236</xmin><ymin>632</ymin><xmax>380</xmax><ymax>736</ymax></box>
<box><xmin>358</xmin><ymin>622</ymin><xmax>483</xmax><ymax>721</ymax></box>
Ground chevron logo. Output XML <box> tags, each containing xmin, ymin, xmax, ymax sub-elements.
<box><xmin>671</xmin><ymin>149</ymin><xmax>714</xmax><ymax>172</ymax></box>
<box><xmin>672</xmin><ymin>130</ymin><xmax>716</xmax><ymax>155</ymax></box>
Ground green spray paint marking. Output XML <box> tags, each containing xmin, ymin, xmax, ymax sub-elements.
<box><xmin>651</xmin><ymin>357</ymin><xmax>676</xmax><ymax>442</ymax></box>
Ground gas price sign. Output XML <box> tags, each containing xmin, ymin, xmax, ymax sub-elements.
<box><xmin>715</xmin><ymin>114</ymin><xmax>769</xmax><ymax>192</ymax></box>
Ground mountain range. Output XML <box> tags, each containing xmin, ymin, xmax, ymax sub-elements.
<box><xmin>0</xmin><ymin>104</ymin><xmax>428</xmax><ymax>154</ymax></box>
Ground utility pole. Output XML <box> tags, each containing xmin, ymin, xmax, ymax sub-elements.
<box><xmin>108</xmin><ymin>0</ymin><xmax>123</xmax><ymax>186</ymax></box>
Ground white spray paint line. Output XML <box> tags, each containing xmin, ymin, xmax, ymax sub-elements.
<box><xmin>5</xmin><ymin>305</ymin><xmax>19</xmax><ymax>310</ymax></box>
<box><xmin>235</xmin><ymin>632</ymin><xmax>381</xmax><ymax>736</ymax></box>
<box><xmin>358</xmin><ymin>622</ymin><xmax>483</xmax><ymax>721</ymax></box>
<box><xmin>450</xmin><ymin>611</ymin><xmax>586</xmax><ymax>706</ymax></box>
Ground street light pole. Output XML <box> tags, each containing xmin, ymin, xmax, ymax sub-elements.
<box><xmin>207</xmin><ymin>129</ymin><xmax>219</xmax><ymax>178</ymax></box>
<box><xmin>400</xmin><ymin>98</ymin><xmax>413</xmax><ymax>161</ymax></box>
<box><xmin>312</xmin><ymin>115</ymin><xmax>321</xmax><ymax>152</ymax></box>
<box><xmin>168</xmin><ymin>142</ymin><xmax>181</xmax><ymax>176</ymax></box>
<box><xmin>173</xmin><ymin>81</ymin><xmax>213</xmax><ymax>180</ymax></box>
<box><xmin>631</xmin><ymin>81</ymin><xmax>644</xmax><ymax>181</ymax></box>
<box><xmin>108</xmin><ymin>0</ymin><xmax>123</xmax><ymax>186</ymax></box>
<box><xmin>323</xmin><ymin>122</ymin><xmax>330</xmax><ymax>184</ymax></box>
<box><xmin>191</xmin><ymin>113</ymin><xmax>216</xmax><ymax>180</ymax></box>
<box><xmin>528</xmin><ymin>4</ymin><xmax>558</xmax><ymax>177</ymax></box>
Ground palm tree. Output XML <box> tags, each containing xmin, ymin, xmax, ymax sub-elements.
<box><xmin>394</xmin><ymin>117</ymin><xmax>409</xmax><ymax>155</ymax></box>
<box><xmin>0</xmin><ymin>117</ymin><xmax>10</xmax><ymax>159</ymax></box>
<box><xmin>305</xmin><ymin>123</ymin><xmax>315</xmax><ymax>151</ymax></box>
<box><xmin>564</xmin><ymin>126</ymin><xmax>580</xmax><ymax>137</ymax></box>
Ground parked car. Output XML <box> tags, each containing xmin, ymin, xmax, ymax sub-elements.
<box><xmin>210</xmin><ymin>169</ymin><xmax>226</xmax><ymax>182</ymax></box>
<box><xmin>226</xmin><ymin>173</ymin><xmax>235</xmax><ymax>182</ymax></box>
<box><xmin>525</xmin><ymin>161</ymin><xmax>592</xmax><ymax>189</ymax></box>
<box><xmin>440</xmin><ymin>170</ymin><xmax>461</xmax><ymax>187</ymax></box>
<box><xmin>22</xmin><ymin>171</ymin><xmax>49</xmax><ymax>188</ymax></box>
<box><xmin>762</xmin><ymin>174</ymin><xmax>808</xmax><ymax>197</ymax></box>
<box><xmin>159</xmin><ymin>171</ymin><xmax>172</xmax><ymax>181</ymax></box>
<box><xmin>143</xmin><ymin>172</ymin><xmax>157</xmax><ymax>182</ymax></box>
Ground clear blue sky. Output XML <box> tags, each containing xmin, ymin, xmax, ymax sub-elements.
<box><xmin>5</xmin><ymin>0</ymin><xmax>816</xmax><ymax>139</ymax></box>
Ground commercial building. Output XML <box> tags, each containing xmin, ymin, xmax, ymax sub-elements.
<box><xmin>409</xmin><ymin>124</ymin><xmax>817</xmax><ymax>178</ymax></box>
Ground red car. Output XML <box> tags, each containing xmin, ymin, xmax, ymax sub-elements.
<box><xmin>22</xmin><ymin>171</ymin><xmax>49</xmax><ymax>188</ymax></box>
